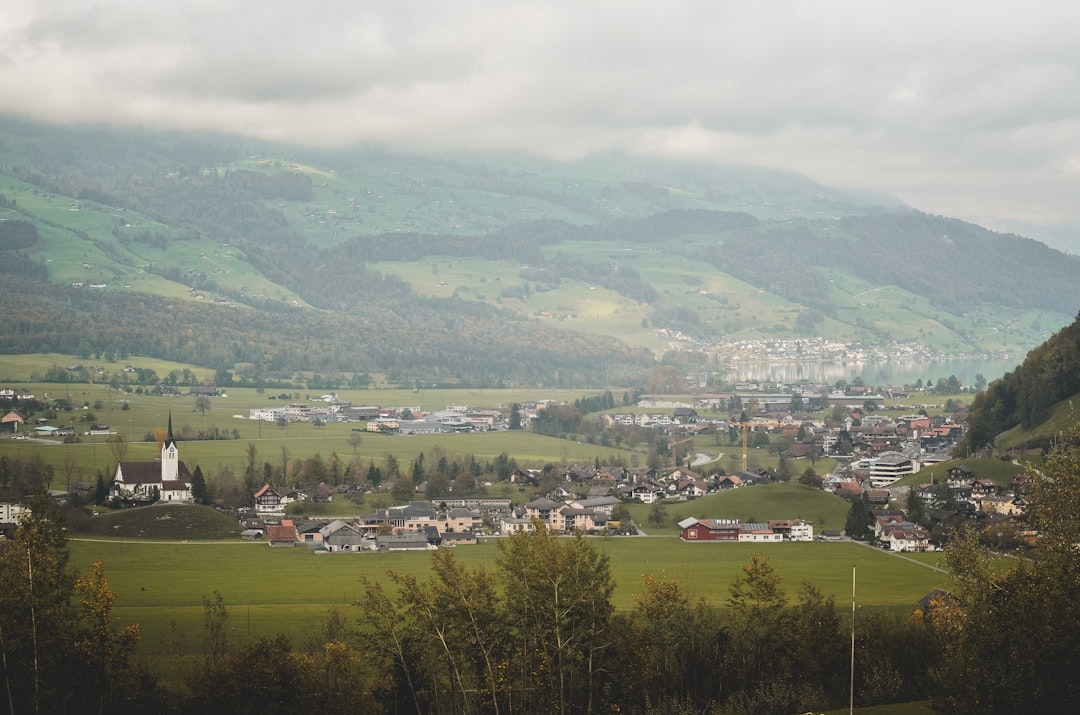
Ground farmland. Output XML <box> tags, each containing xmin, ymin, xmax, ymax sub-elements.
<box><xmin>67</xmin><ymin>533</ymin><xmax>947</xmax><ymax>658</ymax></box>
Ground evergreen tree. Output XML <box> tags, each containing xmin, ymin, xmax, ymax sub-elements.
<box><xmin>845</xmin><ymin>495</ymin><xmax>871</xmax><ymax>539</ymax></box>
<box><xmin>191</xmin><ymin>465</ymin><xmax>208</xmax><ymax>505</ymax></box>
<box><xmin>509</xmin><ymin>402</ymin><xmax>523</xmax><ymax>430</ymax></box>
<box><xmin>94</xmin><ymin>473</ymin><xmax>108</xmax><ymax>506</ymax></box>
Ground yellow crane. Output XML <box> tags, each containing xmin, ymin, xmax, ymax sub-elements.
<box><xmin>731</xmin><ymin>422</ymin><xmax>750</xmax><ymax>473</ymax></box>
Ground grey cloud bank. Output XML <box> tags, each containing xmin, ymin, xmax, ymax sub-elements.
<box><xmin>3</xmin><ymin>0</ymin><xmax>1079</xmax><ymax>236</ymax></box>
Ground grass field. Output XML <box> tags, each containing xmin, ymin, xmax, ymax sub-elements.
<box><xmin>68</xmin><ymin>534</ymin><xmax>948</xmax><ymax>657</ymax></box>
<box><xmin>628</xmin><ymin>483</ymin><xmax>852</xmax><ymax>536</ymax></box>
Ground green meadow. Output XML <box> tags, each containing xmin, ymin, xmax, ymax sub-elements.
<box><xmin>628</xmin><ymin>483</ymin><xmax>852</xmax><ymax>536</ymax></box>
<box><xmin>68</xmin><ymin>535</ymin><xmax>946</xmax><ymax>657</ymax></box>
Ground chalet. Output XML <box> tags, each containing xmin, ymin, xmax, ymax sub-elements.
<box><xmin>971</xmin><ymin>479</ymin><xmax>998</xmax><ymax>498</ymax></box>
<box><xmin>715</xmin><ymin>475</ymin><xmax>743</xmax><ymax>491</ymax></box>
<box><xmin>630</xmin><ymin>484</ymin><xmax>663</xmax><ymax>503</ymax></box>
<box><xmin>112</xmin><ymin>416</ymin><xmax>192</xmax><ymax>502</ymax></box>
<box><xmin>254</xmin><ymin>484</ymin><xmax>284</xmax><ymax>514</ymax></box>
<box><xmin>189</xmin><ymin>384</ymin><xmax>220</xmax><ymax>397</ymax></box>
<box><xmin>948</xmin><ymin>464</ymin><xmax>975</xmax><ymax>486</ymax></box>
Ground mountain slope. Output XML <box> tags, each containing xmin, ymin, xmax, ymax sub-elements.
<box><xmin>0</xmin><ymin>118</ymin><xmax>1076</xmax><ymax>386</ymax></box>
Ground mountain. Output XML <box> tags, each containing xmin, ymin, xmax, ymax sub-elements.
<box><xmin>0</xmin><ymin>117</ymin><xmax>1077</xmax><ymax>387</ymax></box>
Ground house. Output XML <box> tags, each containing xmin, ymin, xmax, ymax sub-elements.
<box><xmin>880</xmin><ymin>522</ymin><xmax>932</xmax><ymax>552</ymax></box>
<box><xmin>769</xmin><ymin>519</ymin><xmax>814</xmax><ymax>541</ymax></box>
<box><xmin>254</xmin><ymin>484</ymin><xmax>284</xmax><ymax>514</ymax></box>
<box><xmin>716</xmin><ymin>475</ymin><xmax>743</xmax><ymax>491</ymax></box>
<box><xmin>499</xmin><ymin>515</ymin><xmax>536</xmax><ymax>534</ymax></box>
<box><xmin>112</xmin><ymin>415</ymin><xmax>192</xmax><ymax>502</ymax></box>
<box><xmin>948</xmin><ymin>464</ymin><xmax>975</xmax><ymax>486</ymax></box>
<box><xmin>631</xmin><ymin>484</ymin><xmax>663</xmax><ymax>503</ymax></box>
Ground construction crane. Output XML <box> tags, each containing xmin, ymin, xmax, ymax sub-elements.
<box><xmin>669</xmin><ymin>436</ymin><xmax>694</xmax><ymax>467</ymax></box>
<box><xmin>730</xmin><ymin>422</ymin><xmax>750</xmax><ymax>473</ymax></box>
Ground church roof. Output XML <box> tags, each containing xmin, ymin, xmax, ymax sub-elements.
<box><xmin>116</xmin><ymin>460</ymin><xmax>191</xmax><ymax>485</ymax></box>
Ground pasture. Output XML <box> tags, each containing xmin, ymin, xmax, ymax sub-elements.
<box><xmin>629</xmin><ymin>482</ymin><xmax>852</xmax><ymax>536</ymax></box>
<box><xmin>68</xmin><ymin>535</ymin><xmax>947</xmax><ymax>657</ymax></box>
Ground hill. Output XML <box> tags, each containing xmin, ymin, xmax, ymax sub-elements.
<box><xmin>962</xmin><ymin>312</ymin><xmax>1080</xmax><ymax>453</ymax></box>
<box><xmin>75</xmin><ymin>503</ymin><xmax>241</xmax><ymax>540</ymax></box>
<box><xmin>628</xmin><ymin>482</ymin><xmax>851</xmax><ymax>536</ymax></box>
<box><xmin>1</xmin><ymin>117</ymin><xmax>1076</xmax><ymax>387</ymax></box>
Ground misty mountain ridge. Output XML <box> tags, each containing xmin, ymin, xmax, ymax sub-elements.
<box><xmin>0</xmin><ymin>117</ymin><xmax>1076</xmax><ymax>387</ymax></box>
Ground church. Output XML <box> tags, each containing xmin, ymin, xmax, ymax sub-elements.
<box><xmin>112</xmin><ymin>415</ymin><xmax>194</xmax><ymax>502</ymax></box>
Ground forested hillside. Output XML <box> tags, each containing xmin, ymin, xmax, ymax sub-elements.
<box><xmin>961</xmin><ymin>311</ymin><xmax>1080</xmax><ymax>451</ymax></box>
<box><xmin>1</xmin><ymin>117</ymin><xmax>1076</xmax><ymax>386</ymax></box>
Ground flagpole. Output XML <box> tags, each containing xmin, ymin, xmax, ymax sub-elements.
<box><xmin>850</xmin><ymin>562</ymin><xmax>856</xmax><ymax>715</ymax></box>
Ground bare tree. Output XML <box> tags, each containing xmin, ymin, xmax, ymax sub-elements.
<box><xmin>106</xmin><ymin>434</ymin><xmax>128</xmax><ymax>466</ymax></box>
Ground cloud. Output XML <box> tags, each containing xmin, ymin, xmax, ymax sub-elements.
<box><xmin>3</xmin><ymin>1</ymin><xmax>1080</xmax><ymax>227</ymax></box>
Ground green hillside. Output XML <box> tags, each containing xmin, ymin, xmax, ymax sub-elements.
<box><xmin>1</xmin><ymin>117</ymin><xmax>1075</xmax><ymax>387</ymax></box>
<box><xmin>628</xmin><ymin>482</ymin><xmax>851</xmax><ymax>536</ymax></box>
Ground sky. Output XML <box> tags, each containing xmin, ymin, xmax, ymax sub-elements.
<box><xmin>3</xmin><ymin>1</ymin><xmax>1080</xmax><ymax>238</ymax></box>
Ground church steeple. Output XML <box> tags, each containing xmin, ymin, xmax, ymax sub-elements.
<box><xmin>161</xmin><ymin>410</ymin><xmax>179</xmax><ymax>482</ymax></box>
<box><xmin>165</xmin><ymin>410</ymin><xmax>176</xmax><ymax>449</ymax></box>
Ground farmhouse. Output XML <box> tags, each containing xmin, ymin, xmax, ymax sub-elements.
<box><xmin>112</xmin><ymin>416</ymin><xmax>193</xmax><ymax>502</ymax></box>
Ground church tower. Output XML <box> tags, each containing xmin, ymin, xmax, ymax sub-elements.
<box><xmin>161</xmin><ymin>411</ymin><xmax>179</xmax><ymax>482</ymax></box>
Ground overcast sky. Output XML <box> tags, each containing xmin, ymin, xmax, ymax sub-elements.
<box><xmin>3</xmin><ymin>1</ymin><xmax>1080</xmax><ymax>234</ymax></box>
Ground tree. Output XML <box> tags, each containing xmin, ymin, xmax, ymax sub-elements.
<box><xmin>347</xmin><ymin>431</ymin><xmax>363</xmax><ymax>454</ymax></box>
<box><xmin>798</xmin><ymin>467</ymin><xmax>823</xmax><ymax>489</ymax></box>
<box><xmin>191</xmin><ymin>465</ymin><xmax>209</xmax><ymax>505</ymax></box>
<box><xmin>845</xmin><ymin>495</ymin><xmax>871</xmax><ymax>539</ymax></box>
<box><xmin>194</xmin><ymin>395</ymin><xmax>212</xmax><ymax>416</ymax></box>
<box><xmin>789</xmin><ymin>392</ymin><xmax>804</xmax><ymax>414</ymax></box>
<box><xmin>73</xmin><ymin>561</ymin><xmax>144</xmax><ymax>711</ymax></box>
<box><xmin>648</xmin><ymin>500</ymin><xmax>668</xmax><ymax>528</ymax></box>
<box><xmin>94</xmin><ymin>473</ymin><xmax>109</xmax><ymax>506</ymax></box>
<box><xmin>931</xmin><ymin>427</ymin><xmax>1080</xmax><ymax>714</ymax></box>
<box><xmin>509</xmin><ymin>402</ymin><xmax>523</xmax><ymax>430</ymax></box>
<box><xmin>496</xmin><ymin>526</ymin><xmax>614</xmax><ymax>714</ymax></box>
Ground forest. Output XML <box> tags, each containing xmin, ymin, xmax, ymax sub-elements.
<box><xmin>961</xmin><ymin>311</ymin><xmax>1080</xmax><ymax>451</ymax></box>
